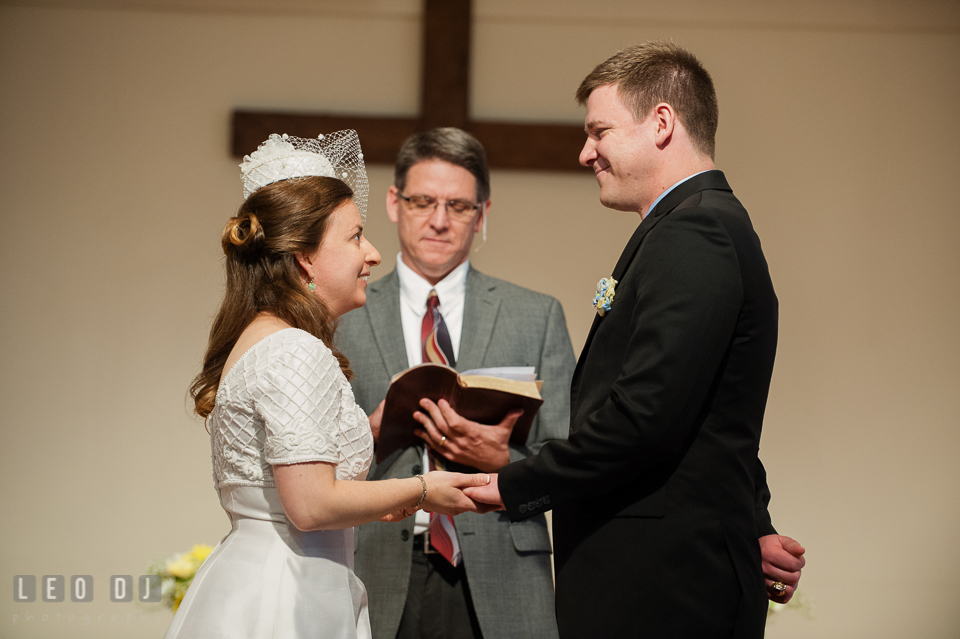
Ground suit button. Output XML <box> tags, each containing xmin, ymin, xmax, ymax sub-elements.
<box><xmin>412</xmin><ymin>465</ymin><xmax>422</xmax><ymax>475</ymax></box>
<box><xmin>519</xmin><ymin>504</ymin><xmax>528</xmax><ymax>514</ymax></box>
<box><xmin>527</xmin><ymin>501</ymin><xmax>537</xmax><ymax>512</ymax></box>
<box><xmin>400</xmin><ymin>529</ymin><xmax>410</xmax><ymax>541</ymax></box>
<box><xmin>543</xmin><ymin>495</ymin><xmax>551</xmax><ymax>505</ymax></box>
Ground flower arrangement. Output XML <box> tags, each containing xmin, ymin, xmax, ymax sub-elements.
<box><xmin>593</xmin><ymin>277</ymin><xmax>618</xmax><ymax>316</ymax></box>
<box><xmin>146</xmin><ymin>544</ymin><xmax>214</xmax><ymax>611</ymax></box>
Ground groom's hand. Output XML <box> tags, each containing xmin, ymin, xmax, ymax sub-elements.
<box><xmin>422</xmin><ymin>472</ymin><xmax>493</xmax><ymax>515</ymax></box>
<box><xmin>413</xmin><ymin>398</ymin><xmax>522</xmax><ymax>472</ymax></box>
<box><xmin>760</xmin><ymin>534</ymin><xmax>806</xmax><ymax>602</ymax></box>
<box><xmin>462</xmin><ymin>473</ymin><xmax>504</xmax><ymax>510</ymax></box>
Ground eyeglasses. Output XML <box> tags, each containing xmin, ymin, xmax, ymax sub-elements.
<box><xmin>397</xmin><ymin>192</ymin><xmax>482</xmax><ymax>221</ymax></box>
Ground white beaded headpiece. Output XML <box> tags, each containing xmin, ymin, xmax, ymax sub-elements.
<box><xmin>239</xmin><ymin>130</ymin><xmax>369</xmax><ymax>221</ymax></box>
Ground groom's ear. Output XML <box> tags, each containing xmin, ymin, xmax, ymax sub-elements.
<box><xmin>651</xmin><ymin>102</ymin><xmax>678</xmax><ymax>149</ymax></box>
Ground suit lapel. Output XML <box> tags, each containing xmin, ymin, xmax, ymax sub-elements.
<box><xmin>571</xmin><ymin>171</ymin><xmax>733</xmax><ymax>398</ymax></box>
<box><xmin>457</xmin><ymin>268</ymin><xmax>500</xmax><ymax>371</ymax></box>
<box><xmin>607</xmin><ymin>171</ymin><xmax>731</xmax><ymax>286</ymax></box>
<box><xmin>365</xmin><ymin>269</ymin><xmax>409</xmax><ymax>377</ymax></box>
<box><xmin>573</xmin><ymin>216</ymin><xmax>655</xmax><ymax>375</ymax></box>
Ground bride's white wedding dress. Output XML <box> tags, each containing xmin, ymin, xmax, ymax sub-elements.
<box><xmin>165</xmin><ymin>328</ymin><xmax>374</xmax><ymax>639</ymax></box>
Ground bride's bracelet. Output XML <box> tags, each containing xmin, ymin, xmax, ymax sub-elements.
<box><xmin>413</xmin><ymin>474</ymin><xmax>427</xmax><ymax>508</ymax></box>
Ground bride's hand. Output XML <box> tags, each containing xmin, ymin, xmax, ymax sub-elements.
<box><xmin>421</xmin><ymin>471</ymin><xmax>492</xmax><ymax>515</ymax></box>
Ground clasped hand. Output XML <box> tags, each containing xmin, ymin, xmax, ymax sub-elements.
<box><xmin>378</xmin><ymin>470</ymin><xmax>502</xmax><ymax>522</ymax></box>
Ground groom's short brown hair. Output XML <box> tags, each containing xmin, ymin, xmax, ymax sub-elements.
<box><xmin>576</xmin><ymin>41</ymin><xmax>719</xmax><ymax>160</ymax></box>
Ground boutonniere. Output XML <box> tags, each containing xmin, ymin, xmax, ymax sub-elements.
<box><xmin>593</xmin><ymin>277</ymin><xmax>618</xmax><ymax>317</ymax></box>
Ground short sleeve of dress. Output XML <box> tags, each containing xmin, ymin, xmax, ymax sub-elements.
<box><xmin>256</xmin><ymin>338</ymin><xmax>342</xmax><ymax>467</ymax></box>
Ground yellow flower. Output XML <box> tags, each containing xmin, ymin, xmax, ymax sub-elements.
<box><xmin>171</xmin><ymin>580</ymin><xmax>190</xmax><ymax>611</ymax></box>
<box><xmin>166</xmin><ymin>555</ymin><xmax>195</xmax><ymax>579</ymax></box>
<box><xmin>147</xmin><ymin>542</ymin><xmax>215</xmax><ymax>612</ymax></box>
<box><xmin>188</xmin><ymin>544</ymin><xmax>214</xmax><ymax>563</ymax></box>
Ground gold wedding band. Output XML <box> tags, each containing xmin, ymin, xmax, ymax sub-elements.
<box><xmin>439</xmin><ymin>436</ymin><xmax>447</xmax><ymax>447</ymax></box>
<box><xmin>771</xmin><ymin>581</ymin><xmax>787</xmax><ymax>597</ymax></box>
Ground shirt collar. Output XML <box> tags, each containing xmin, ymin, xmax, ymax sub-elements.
<box><xmin>396</xmin><ymin>254</ymin><xmax>470</xmax><ymax>313</ymax></box>
<box><xmin>644</xmin><ymin>170</ymin><xmax>710</xmax><ymax>219</ymax></box>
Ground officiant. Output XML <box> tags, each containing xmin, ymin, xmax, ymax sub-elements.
<box><xmin>338</xmin><ymin>127</ymin><xmax>574</xmax><ymax>639</ymax></box>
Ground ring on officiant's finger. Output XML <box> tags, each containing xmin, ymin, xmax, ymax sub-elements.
<box><xmin>771</xmin><ymin>581</ymin><xmax>787</xmax><ymax>596</ymax></box>
<box><xmin>439</xmin><ymin>436</ymin><xmax>447</xmax><ymax>447</ymax></box>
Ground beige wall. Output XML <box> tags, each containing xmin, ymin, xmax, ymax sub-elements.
<box><xmin>1</xmin><ymin>1</ymin><xmax>958</xmax><ymax>637</ymax></box>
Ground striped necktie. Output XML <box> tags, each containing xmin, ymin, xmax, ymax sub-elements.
<box><xmin>421</xmin><ymin>289</ymin><xmax>456</xmax><ymax>366</ymax></box>
<box><xmin>420</xmin><ymin>290</ymin><xmax>461</xmax><ymax>565</ymax></box>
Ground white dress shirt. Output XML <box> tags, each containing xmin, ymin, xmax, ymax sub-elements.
<box><xmin>396</xmin><ymin>253</ymin><xmax>469</xmax><ymax>368</ymax></box>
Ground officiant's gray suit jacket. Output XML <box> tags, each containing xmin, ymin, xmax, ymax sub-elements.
<box><xmin>338</xmin><ymin>266</ymin><xmax>574</xmax><ymax>639</ymax></box>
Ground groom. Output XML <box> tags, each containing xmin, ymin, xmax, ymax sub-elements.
<box><xmin>467</xmin><ymin>42</ymin><xmax>798</xmax><ymax>637</ymax></box>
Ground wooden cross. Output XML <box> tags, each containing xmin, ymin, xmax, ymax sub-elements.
<box><xmin>231</xmin><ymin>0</ymin><xmax>587</xmax><ymax>172</ymax></box>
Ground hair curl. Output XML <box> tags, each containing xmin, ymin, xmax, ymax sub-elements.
<box><xmin>190</xmin><ymin>177</ymin><xmax>355</xmax><ymax>418</ymax></box>
<box><xmin>222</xmin><ymin>211</ymin><xmax>266</xmax><ymax>258</ymax></box>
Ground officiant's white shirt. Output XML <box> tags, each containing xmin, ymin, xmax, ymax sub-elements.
<box><xmin>396</xmin><ymin>253</ymin><xmax>469</xmax><ymax>367</ymax></box>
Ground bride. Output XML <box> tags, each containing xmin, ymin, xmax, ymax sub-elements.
<box><xmin>164</xmin><ymin>132</ymin><xmax>490</xmax><ymax>638</ymax></box>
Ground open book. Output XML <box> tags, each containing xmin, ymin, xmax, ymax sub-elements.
<box><xmin>376</xmin><ymin>364</ymin><xmax>544</xmax><ymax>463</ymax></box>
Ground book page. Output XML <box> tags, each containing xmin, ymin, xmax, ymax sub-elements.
<box><xmin>458</xmin><ymin>375</ymin><xmax>542</xmax><ymax>399</ymax></box>
<box><xmin>460</xmin><ymin>366</ymin><xmax>537</xmax><ymax>381</ymax></box>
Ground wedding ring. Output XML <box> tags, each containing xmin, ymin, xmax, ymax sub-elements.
<box><xmin>770</xmin><ymin>581</ymin><xmax>787</xmax><ymax>597</ymax></box>
<box><xmin>438</xmin><ymin>436</ymin><xmax>447</xmax><ymax>447</ymax></box>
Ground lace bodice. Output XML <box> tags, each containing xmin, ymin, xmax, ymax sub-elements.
<box><xmin>210</xmin><ymin>328</ymin><xmax>373</xmax><ymax>487</ymax></box>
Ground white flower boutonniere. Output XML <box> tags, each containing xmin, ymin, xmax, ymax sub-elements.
<box><xmin>593</xmin><ymin>277</ymin><xmax>618</xmax><ymax>316</ymax></box>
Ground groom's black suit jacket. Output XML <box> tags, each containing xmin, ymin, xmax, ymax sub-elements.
<box><xmin>500</xmin><ymin>171</ymin><xmax>777</xmax><ymax>638</ymax></box>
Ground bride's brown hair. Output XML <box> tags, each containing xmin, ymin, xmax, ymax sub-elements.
<box><xmin>190</xmin><ymin>176</ymin><xmax>355</xmax><ymax>418</ymax></box>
